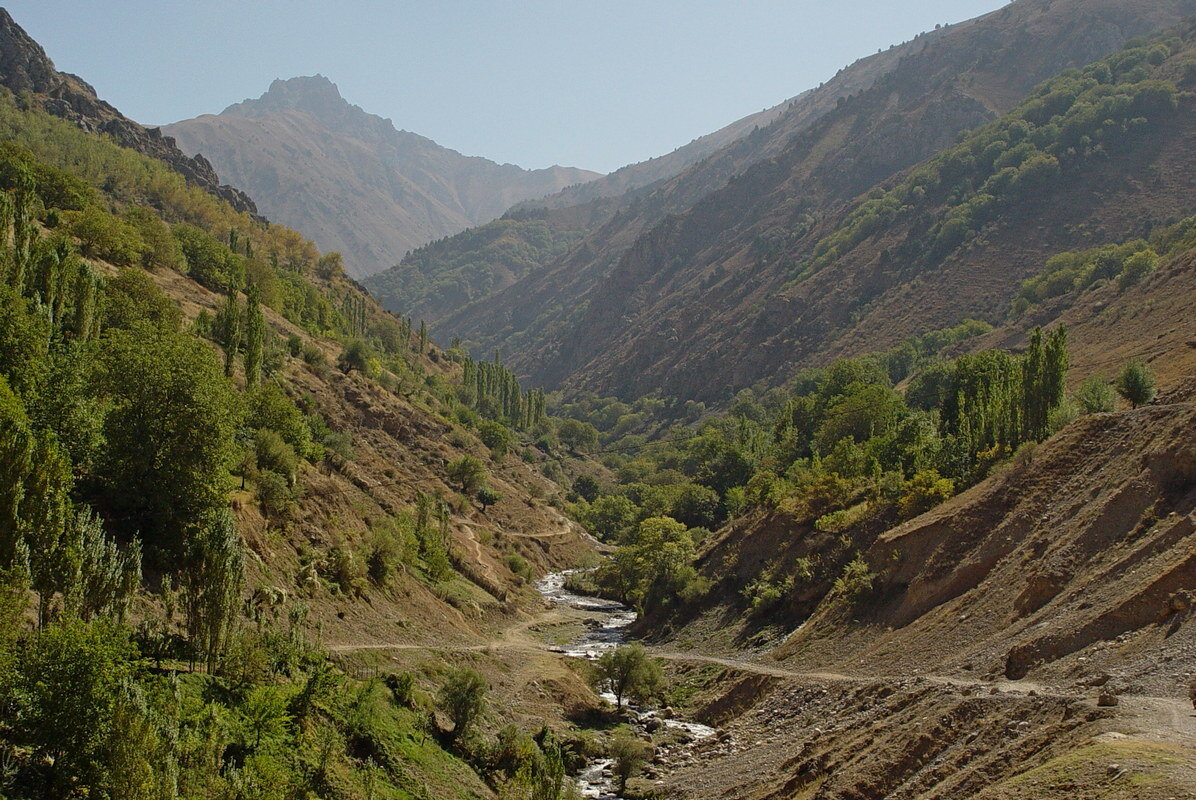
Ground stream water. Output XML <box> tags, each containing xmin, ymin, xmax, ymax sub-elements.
<box><xmin>533</xmin><ymin>570</ymin><xmax>717</xmax><ymax>799</ymax></box>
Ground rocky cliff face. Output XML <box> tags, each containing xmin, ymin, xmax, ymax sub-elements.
<box><xmin>164</xmin><ymin>76</ymin><xmax>601</xmax><ymax>277</ymax></box>
<box><xmin>0</xmin><ymin>8</ymin><xmax>258</xmax><ymax>214</ymax></box>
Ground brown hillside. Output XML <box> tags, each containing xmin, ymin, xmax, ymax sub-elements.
<box><xmin>138</xmin><ymin>263</ymin><xmax>597</xmax><ymax>647</ymax></box>
<box><xmin>640</xmin><ymin>399</ymin><xmax>1196</xmax><ymax>798</ymax></box>
<box><xmin>442</xmin><ymin>0</ymin><xmax>1195</xmax><ymax>403</ymax></box>
<box><xmin>368</xmin><ymin>26</ymin><xmax>928</xmax><ymax>328</ymax></box>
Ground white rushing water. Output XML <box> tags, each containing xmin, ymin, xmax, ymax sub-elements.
<box><xmin>533</xmin><ymin>569</ymin><xmax>638</xmax><ymax>659</ymax></box>
<box><xmin>534</xmin><ymin>571</ymin><xmax>717</xmax><ymax>799</ymax></box>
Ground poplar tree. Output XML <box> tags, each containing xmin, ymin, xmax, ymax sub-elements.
<box><xmin>182</xmin><ymin>509</ymin><xmax>244</xmax><ymax>672</ymax></box>
<box><xmin>216</xmin><ymin>290</ymin><xmax>241</xmax><ymax>377</ymax></box>
<box><xmin>243</xmin><ymin>285</ymin><xmax>264</xmax><ymax>389</ymax></box>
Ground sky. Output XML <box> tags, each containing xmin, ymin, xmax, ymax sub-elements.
<box><xmin>9</xmin><ymin>1</ymin><xmax>1007</xmax><ymax>174</ymax></box>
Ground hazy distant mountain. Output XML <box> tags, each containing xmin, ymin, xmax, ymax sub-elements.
<box><xmin>164</xmin><ymin>76</ymin><xmax>600</xmax><ymax>277</ymax></box>
<box><xmin>365</xmin><ymin>38</ymin><xmax>919</xmax><ymax>324</ymax></box>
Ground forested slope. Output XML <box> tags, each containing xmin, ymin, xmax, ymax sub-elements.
<box><xmin>0</xmin><ymin>41</ymin><xmax>597</xmax><ymax>796</ymax></box>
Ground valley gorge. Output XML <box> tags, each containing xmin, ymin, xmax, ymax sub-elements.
<box><xmin>0</xmin><ymin>2</ymin><xmax>1193</xmax><ymax>799</ymax></box>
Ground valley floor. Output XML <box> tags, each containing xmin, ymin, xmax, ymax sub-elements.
<box><xmin>330</xmin><ymin>575</ymin><xmax>1196</xmax><ymax>799</ymax></box>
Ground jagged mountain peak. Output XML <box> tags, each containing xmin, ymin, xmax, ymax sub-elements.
<box><xmin>0</xmin><ymin>6</ymin><xmax>59</xmax><ymax>93</ymax></box>
<box><xmin>166</xmin><ymin>73</ymin><xmax>600</xmax><ymax>277</ymax></box>
<box><xmin>226</xmin><ymin>75</ymin><xmax>362</xmax><ymax>121</ymax></box>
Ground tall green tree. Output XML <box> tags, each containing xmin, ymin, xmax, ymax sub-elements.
<box><xmin>96</xmin><ymin>323</ymin><xmax>242</xmax><ymax>554</ymax></box>
<box><xmin>182</xmin><ymin>508</ymin><xmax>244</xmax><ymax>672</ymax></box>
<box><xmin>215</xmin><ymin>290</ymin><xmax>241</xmax><ymax>377</ymax></box>
<box><xmin>243</xmin><ymin>284</ymin><xmax>264</xmax><ymax>389</ymax></box>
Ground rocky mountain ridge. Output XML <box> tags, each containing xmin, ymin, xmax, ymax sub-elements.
<box><xmin>0</xmin><ymin>7</ymin><xmax>258</xmax><ymax>214</ymax></box>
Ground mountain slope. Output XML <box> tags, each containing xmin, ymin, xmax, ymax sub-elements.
<box><xmin>630</xmin><ymin>235</ymin><xmax>1196</xmax><ymax>799</ymax></box>
<box><xmin>164</xmin><ymin>76</ymin><xmax>600</xmax><ymax>278</ymax></box>
<box><xmin>441</xmin><ymin>0</ymin><xmax>1195</xmax><ymax>401</ymax></box>
<box><xmin>369</xmin><ymin>25</ymin><xmax>947</xmax><ymax>326</ymax></box>
<box><xmin>0</xmin><ymin>20</ymin><xmax>602</xmax><ymax>794</ymax></box>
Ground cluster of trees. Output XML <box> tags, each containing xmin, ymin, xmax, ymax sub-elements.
<box><xmin>801</xmin><ymin>36</ymin><xmax>1184</xmax><ymax>278</ymax></box>
<box><xmin>1012</xmin><ymin>215</ymin><xmax>1196</xmax><ymax>316</ymax></box>
<box><xmin>570</xmin><ymin>329</ymin><xmax>1078</xmax><ymax>610</ymax></box>
<box><xmin>456</xmin><ymin>349</ymin><xmax>547</xmax><ymax>430</ymax></box>
<box><xmin>0</xmin><ymin>598</ymin><xmax>524</xmax><ymax>798</ymax></box>
<box><xmin>0</xmin><ymin>77</ymin><xmax>548</xmax><ymax>798</ymax></box>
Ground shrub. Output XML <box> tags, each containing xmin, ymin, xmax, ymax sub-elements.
<box><xmin>384</xmin><ymin>671</ymin><xmax>417</xmax><ymax>708</ymax></box>
<box><xmin>1117</xmin><ymin>250</ymin><xmax>1157</xmax><ymax>289</ymax></box>
<box><xmin>832</xmin><ymin>556</ymin><xmax>876</xmax><ymax>602</ymax></box>
<box><xmin>1075</xmin><ymin>375</ymin><xmax>1116</xmax><ymax>413</ymax></box>
<box><xmin>897</xmin><ymin>470</ymin><xmax>954</xmax><ymax>518</ymax></box>
<box><xmin>257</xmin><ymin>469</ymin><xmax>296</xmax><ymax>520</ymax></box>
<box><xmin>1115</xmin><ymin>359</ymin><xmax>1156</xmax><ymax>408</ymax></box>
<box><xmin>504</xmin><ymin>551</ymin><xmax>532</xmax><ymax>581</ymax></box>
<box><xmin>438</xmin><ymin>667</ymin><xmax>487</xmax><ymax>742</ymax></box>
<box><xmin>742</xmin><ymin>575</ymin><xmax>793</xmax><ymax>613</ymax></box>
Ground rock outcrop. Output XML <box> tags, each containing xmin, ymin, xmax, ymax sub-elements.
<box><xmin>0</xmin><ymin>7</ymin><xmax>258</xmax><ymax>214</ymax></box>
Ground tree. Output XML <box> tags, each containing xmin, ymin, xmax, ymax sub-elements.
<box><xmin>446</xmin><ymin>454</ymin><xmax>487</xmax><ymax>494</ymax></box>
<box><xmin>609</xmin><ymin>731</ymin><xmax>653</xmax><ymax>794</ymax></box>
<box><xmin>670</xmin><ymin>482</ymin><xmax>720</xmax><ymax>529</ymax></box>
<box><xmin>557</xmin><ymin>418</ymin><xmax>598</xmax><ymax>453</ymax></box>
<box><xmin>477</xmin><ymin>485</ymin><xmax>501</xmax><ymax>512</ymax></box>
<box><xmin>438</xmin><ymin>667</ymin><xmax>487</xmax><ymax>741</ymax></box>
<box><xmin>573</xmin><ymin>475</ymin><xmax>600</xmax><ymax>503</ymax></box>
<box><xmin>181</xmin><ymin>509</ymin><xmax>244</xmax><ymax>672</ymax></box>
<box><xmin>243</xmin><ymin>284</ymin><xmax>264</xmax><ymax>389</ymax></box>
<box><xmin>9</xmin><ymin>618</ymin><xmax>138</xmax><ymax>794</ymax></box>
<box><xmin>603</xmin><ymin>516</ymin><xmax>697</xmax><ymax>610</ymax></box>
<box><xmin>594</xmin><ymin>643</ymin><xmax>663</xmax><ymax>709</ymax></box>
<box><xmin>236</xmin><ymin>686</ymin><xmax>292</xmax><ymax>752</ymax></box>
<box><xmin>215</xmin><ymin>290</ymin><xmax>241</xmax><ymax>377</ymax></box>
<box><xmin>1075</xmin><ymin>375</ymin><xmax>1115</xmax><ymax>414</ymax></box>
<box><xmin>97</xmin><ymin>324</ymin><xmax>242</xmax><ymax>553</ymax></box>
<box><xmin>582</xmin><ymin>495</ymin><xmax>638</xmax><ymax>541</ymax></box>
<box><xmin>338</xmin><ymin>338</ymin><xmax>377</xmax><ymax>376</ymax></box>
<box><xmin>476</xmin><ymin>419</ymin><xmax>513</xmax><ymax>457</ymax></box>
<box><xmin>1115</xmin><ymin>359</ymin><xmax>1156</xmax><ymax>408</ymax></box>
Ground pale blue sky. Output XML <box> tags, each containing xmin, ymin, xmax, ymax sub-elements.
<box><xmin>9</xmin><ymin>1</ymin><xmax>1006</xmax><ymax>173</ymax></box>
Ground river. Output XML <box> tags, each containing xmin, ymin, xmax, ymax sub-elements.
<box><xmin>533</xmin><ymin>570</ymin><xmax>717</xmax><ymax>799</ymax></box>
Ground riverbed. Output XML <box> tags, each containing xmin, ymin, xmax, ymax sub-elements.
<box><xmin>533</xmin><ymin>570</ymin><xmax>717</xmax><ymax>798</ymax></box>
